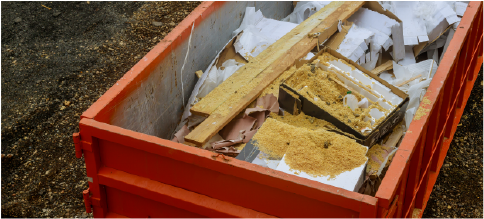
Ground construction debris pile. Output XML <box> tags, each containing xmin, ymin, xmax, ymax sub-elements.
<box><xmin>172</xmin><ymin>1</ymin><xmax>468</xmax><ymax>195</ymax></box>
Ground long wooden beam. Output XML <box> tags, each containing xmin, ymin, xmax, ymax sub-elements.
<box><xmin>185</xmin><ymin>1</ymin><xmax>364</xmax><ymax>146</ymax></box>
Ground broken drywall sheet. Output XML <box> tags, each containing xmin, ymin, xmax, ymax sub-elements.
<box><xmin>413</xmin><ymin>2</ymin><xmax>460</xmax><ymax>43</ymax></box>
<box><xmin>347</xmin><ymin>6</ymin><xmax>403</xmax><ymax>62</ymax></box>
<box><xmin>348</xmin><ymin>7</ymin><xmax>399</xmax><ymax>50</ymax></box>
<box><xmin>392</xmin><ymin>1</ymin><xmax>429</xmax><ymax>46</ymax></box>
<box><xmin>337</xmin><ymin>25</ymin><xmax>374</xmax><ymax>61</ymax></box>
<box><xmin>282</xmin><ymin>1</ymin><xmax>332</xmax><ymax>24</ymax></box>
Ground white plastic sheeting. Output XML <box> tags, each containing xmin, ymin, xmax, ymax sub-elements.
<box><xmin>282</xmin><ymin>1</ymin><xmax>332</xmax><ymax>24</ymax></box>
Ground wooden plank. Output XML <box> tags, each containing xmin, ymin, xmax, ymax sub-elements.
<box><xmin>395</xmin><ymin>74</ymin><xmax>422</xmax><ymax>87</ymax></box>
<box><xmin>185</xmin><ymin>1</ymin><xmax>365</xmax><ymax>146</ymax></box>
<box><xmin>190</xmin><ymin>1</ymin><xmax>365</xmax><ymax>117</ymax></box>
<box><xmin>371</xmin><ymin>60</ymin><xmax>393</xmax><ymax>76</ymax></box>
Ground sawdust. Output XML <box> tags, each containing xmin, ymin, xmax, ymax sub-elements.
<box><xmin>414</xmin><ymin>96</ymin><xmax>431</xmax><ymax>120</ymax></box>
<box><xmin>269</xmin><ymin>112</ymin><xmax>337</xmax><ymax>130</ymax></box>
<box><xmin>284</xmin><ymin>62</ymin><xmax>389</xmax><ymax>134</ymax></box>
<box><xmin>253</xmin><ymin>118</ymin><xmax>368</xmax><ymax>179</ymax></box>
<box><xmin>260</xmin><ymin>65</ymin><xmax>297</xmax><ymax>98</ymax></box>
<box><xmin>366</xmin><ymin>144</ymin><xmax>386</xmax><ymax>174</ymax></box>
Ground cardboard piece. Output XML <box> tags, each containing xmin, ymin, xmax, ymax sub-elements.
<box><xmin>278</xmin><ymin>47</ymin><xmax>409</xmax><ymax>147</ymax></box>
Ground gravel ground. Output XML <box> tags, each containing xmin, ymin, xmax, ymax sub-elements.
<box><xmin>1</xmin><ymin>2</ymin><xmax>200</xmax><ymax>217</ymax></box>
<box><xmin>1</xmin><ymin>2</ymin><xmax>481</xmax><ymax>218</ymax></box>
<box><xmin>422</xmin><ymin>68</ymin><xmax>483</xmax><ymax>218</ymax></box>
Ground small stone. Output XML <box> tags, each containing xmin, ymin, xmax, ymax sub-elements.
<box><xmin>53</xmin><ymin>11</ymin><xmax>61</xmax><ymax>17</ymax></box>
<box><xmin>354</xmin><ymin>113</ymin><xmax>360</xmax><ymax>117</ymax></box>
<box><xmin>45</xmin><ymin>170</ymin><xmax>51</xmax><ymax>175</ymax></box>
<box><xmin>324</xmin><ymin>141</ymin><xmax>331</xmax><ymax>148</ymax></box>
<box><xmin>447</xmin><ymin>205</ymin><xmax>451</xmax><ymax>209</ymax></box>
<box><xmin>338</xmin><ymin>95</ymin><xmax>343</xmax><ymax>100</ymax></box>
<box><xmin>14</xmin><ymin>17</ymin><xmax>22</xmax><ymax>23</ymax></box>
<box><xmin>310</xmin><ymin>64</ymin><xmax>315</xmax><ymax>73</ymax></box>
<box><xmin>326</xmin><ymin>101</ymin><xmax>330</xmax><ymax>105</ymax></box>
<box><xmin>64</xmin><ymin>100</ymin><xmax>70</xmax><ymax>106</ymax></box>
<box><xmin>60</xmin><ymin>106</ymin><xmax>66</xmax><ymax>110</ymax></box>
<box><xmin>169</xmin><ymin>22</ymin><xmax>176</xmax><ymax>26</ymax></box>
<box><xmin>348</xmin><ymin>119</ymin><xmax>351</xmax><ymax>123</ymax></box>
<box><xmin>152</xmin><ymin>21</ymin><xmax>163</xmax><ymax>26</ymax></box>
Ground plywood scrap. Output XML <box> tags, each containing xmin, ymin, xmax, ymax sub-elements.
<box><xmin>371</xmin><ymin>60</ymin><xmax>393</xmax><ymax>75</ymax></box>
<box><xmin>185</xmin><ymin>2</ymin><xmax>365</xmax><ymax>146</ymax></box>
<box><xmin>190</xmin><ymin>1</ymin><xmax>365</xmax><ymax>117</ymax></box>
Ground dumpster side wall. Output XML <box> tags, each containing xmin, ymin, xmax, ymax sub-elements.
<box><xmin>83</xmin><ymin>1</ymin><xmax>293</xmax><ymax>140</ymax></box>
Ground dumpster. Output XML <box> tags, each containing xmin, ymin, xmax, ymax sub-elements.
<box><xmin>74</xmin><ymin>1</ymin><xmax>483</xmax><ymax>217</ymax></box>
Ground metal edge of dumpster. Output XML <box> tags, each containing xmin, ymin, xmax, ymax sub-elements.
<box><xmin>73</xmin><ymin>2</ymin><xmax>482</xmax><ymax>218</ymax></box>
<box><xmin>374</xmin><ymin>1</ymin><xmax>483</xmax><ymax>218</ymax></box>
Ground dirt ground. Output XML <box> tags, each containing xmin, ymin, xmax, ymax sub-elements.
<box><xmin>1</xmin><ymin>2</ymin><xmax>200</xmax><ymax>217</ymax></box>
<box><xmin>1</xmin><ymin>1</ymin><xmax>482</xmax><ymax>218</ymax></box>
<box><xmin>422</xmin><ymin>68</ymin><xmax>483</xmax><ymax>218</ymax></box>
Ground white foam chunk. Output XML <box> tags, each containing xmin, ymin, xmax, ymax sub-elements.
<box><xmin>378</xmin><ymin>100</ymin><xmax>392</xmax><ymax>111</ymax></box>
<box><xmin>370</xmin><ymin>108</ymin><xmax>385</xmax><ymax>120</ymax></box>
<box><xmin>276</xmin><ymin>152</ymin><xmax>368</xmax><ymax>192</ymax></box>
<box><xmin>373</xmin><ymin>82</ymin><xmax>392</xmax><ymax>99</ymax></box>
<box><xmin>353</xmin><ymin>70</ymin><xmax>372</xmax><ymax>86</ymax></box>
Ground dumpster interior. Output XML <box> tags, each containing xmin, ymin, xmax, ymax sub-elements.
<box><xmin>101</xmin><ymin>1</ymin><xmax>470</xmax><ymax>196</ymax></box>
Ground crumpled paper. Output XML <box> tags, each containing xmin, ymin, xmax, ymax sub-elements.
<box><xmin>171</xmin><ymin>125</ymin><xmax>191</xmax><ymax>144</ymax></box>
<box><xmin>210</xmin><ymin>94</ymin><xmax>279</xmax><ymax>150</ymax></box>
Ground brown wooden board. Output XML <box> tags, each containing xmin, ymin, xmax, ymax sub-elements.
<box><xmin>185</xmin><ymin>2</ymin><xmax>365</xmax><ymax>146</ymax></box>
